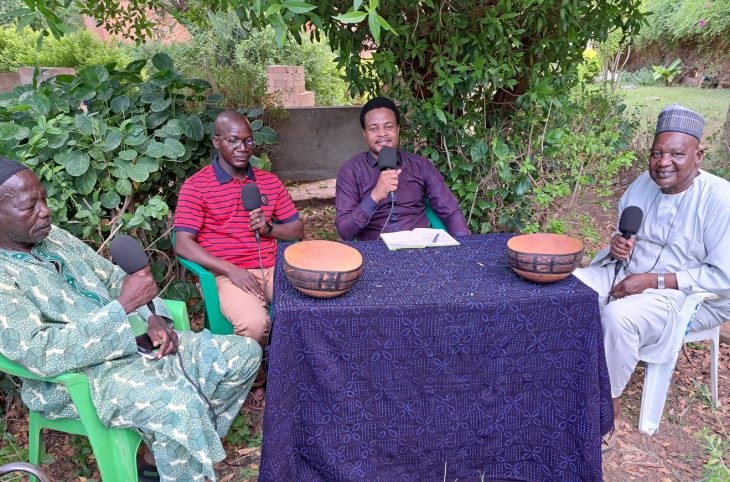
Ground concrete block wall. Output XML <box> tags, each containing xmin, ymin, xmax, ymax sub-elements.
<box><xmin>266</xmin><ymin>65</ymin><xmax>316</xmax><ymax>107</ymax></box>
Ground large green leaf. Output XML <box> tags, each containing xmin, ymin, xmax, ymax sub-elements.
<box><xmin>55</xmin><ymin>150</ymin><xmax>90</xmax><ymax>177</ymax></box>
<box><xmin>46</xmin><ymin>130</ymin><xmax>68</xmax><ymax>149</ymax></box>
<box><xmin>150</xmin><ymin>97</ymin><xmax>171</xmax><ymax>113</ymax></box>
<box><xmin>146</xmin><ymin>111</ymin><xmax>168</xmax><ymax>129</ymax></box>
<box><xmin>127</xmin><ymin>162</ymin><xmax>151</xmax><ymax>182</ymax></box>
<box><xmin>100</xmin><ymin>191</ymin><xmax>121</xmax><ymax>209</ymax></box>
<box><xmin>163</xmin><ymin>138</ymin><xmax>185</xmax><ymax>158</ymax></box>
<box><xmin>115</xmin><ymin>178</ymin><xmax>133</xmax><ymax>196</ymax></box>
<box><xmin>75</xmin><ymin>114</ymin><xmax>94</xmax><ymax>136</ymax></box>
<box><xmin>0</xmin><ymin>122</ymin><xmax>22</xmax><ymax>141</ymax></box>
<box><xmin>24</xmin><ymin>93</ymin><xmax>51</xmax><ymax>116</ymax></box>
<box><xmin>253</xmin><ymin>126</ymin><xmax>278</xmax><ymax>145</ymax></box>
<box><xmin>118</xmin><ymin>149</ymin><xmax>137</xmax><ymax>161</ymax></box>
<box><xmin>100</xmin><ymin>130</ymin><xmax>123</xmax><ymax>152</ymax></box>
<box><xmin>110</xmin><ymin>95</ymin><xmax>131</xmax><ymax>113</ymax></box>
<box><xmin>74</xmin><ymin>170</ymin><xmax>98</xmax><ymax>195</ymax></box>
<box><xmin>283</xmin><ymin>1</ymin><xmax>317</xmax><ymax>14</ymax></box>
<box><xmin>183</xmin><ymin>114</ymin><xmax>204</xmax><ymax>141</ymax></box>
<box><xmin>151</xmin><ymin>52</ymin><xmax>175</xmax><ymax>72</ymax></box>
<box><xmin>124</xmin><ymin>134</ymin><xmax>147</xmax><ymax>146</ymax></box>
<box><xmin>333</xmin><ymin>11</ymin><xmax>367</xmax><ymax>23</ymax></box>
<box><xmin>145</xmin><ymin>141</ymin><xmax>167</xmax><ymax>158</ymax></box>
<box><xmin>157</xmin><ymin>120</ymin><xmax>183</xmax><ymax>138</ymax></box>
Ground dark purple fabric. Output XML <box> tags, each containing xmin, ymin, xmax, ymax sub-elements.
<box><xmin>335</xmin><ymin>150</ymin><xmax>470</xmax><ymax>240</ymax></box>
<box><xmin>261</xmin><ymin>234</ymin><xmax>613</xmax><ymax>482</ymax></box>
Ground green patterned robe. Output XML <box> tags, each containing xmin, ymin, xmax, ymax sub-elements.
<box><xmin>0</xmin><ymin>227</ymin><xmax>262</xmax><ymax>482</ymax></box>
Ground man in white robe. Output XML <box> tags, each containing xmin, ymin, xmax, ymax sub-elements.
<box><xmin>573</xmin><ymin>104</ymin><xmax>730</xmax><ymax>447</ymax></box>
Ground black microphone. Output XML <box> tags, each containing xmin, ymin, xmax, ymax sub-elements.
<box><xmin>613</xmin><ymin>205</ymin><xmax>643</xmax><ymax>276</ymax></box>
<box><xmin>378</xmin><ymin>146</ymin><xmax>399</xmax><ymax>201</ymax></box>
<box><xmin>109</xmin><ymin>235</ymin><xmax>156</xmax><ymax>314</ymax></box>
<box><xmin>241</xmin><ymin>183</ymin><xmax>262</xmax><ymax>243</ymax></box>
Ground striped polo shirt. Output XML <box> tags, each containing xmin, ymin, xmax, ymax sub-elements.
<box><xmin>174</xmin><ymin>156</ymin><xmax>299</xmax><ymax>269</ymax></box>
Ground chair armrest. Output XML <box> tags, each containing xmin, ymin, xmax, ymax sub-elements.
<box><xmin>161</xmin><ymin>299</ymin><xmax>191</xmax><ymax>331</ymax></box>
<box><xmin>424</xmin><ymin>198</ymin><xmax>447</xmax><ymax>231</ymax></box>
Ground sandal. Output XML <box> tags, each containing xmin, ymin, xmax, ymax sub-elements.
<box><xmin>138</xmin><ymin>462</ymin><xmax>160</xmax><ymax>482</ymax></box>
<box><xmin>243</xmin><ymin>386</ymin><xmax>266</xmax><ymax>412</ymax></box>
<box><xmin>601</xmin><ymin>426</ymin><xmax>617</xmax><ymax>453</ymax></box>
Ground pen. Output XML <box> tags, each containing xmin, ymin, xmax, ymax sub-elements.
<box><xmin>431</xmin><ymin>233</ymin><xmax>439</xmax><ymax>243</ymax></box>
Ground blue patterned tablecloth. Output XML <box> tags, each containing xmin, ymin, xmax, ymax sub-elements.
<box><xmin>260</xmin><ymin>234</ymin><xmax>612</xmax><ymax>482</ymax></box>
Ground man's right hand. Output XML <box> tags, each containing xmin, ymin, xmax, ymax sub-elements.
<box><xmin>227</xmin><ymin>267</ymin><xmax>265</xmax><ymax>300</ymax></box>
<box><xmin>370</xmin><ymin>169</ymin><xmax>401</xmax><ymax>203</ymax></box>
<box><xmin>610</xmin><ymin>234</ymin><xmax>636</xmax><ymax>261</ymax></box>
<box><xmin>117</xmin><ymin>266</ymin><xmax>158</xmax><ymax>314</ymax></box>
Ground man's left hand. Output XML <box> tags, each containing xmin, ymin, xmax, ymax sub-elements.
<box><xmin>146</xmin><ymin>315</ymin><xmax>178</xmax><ymax>359</ymax></box>
<box><xmin>609</xmin><ymin>273</ymin><xmax>655</xmax><ymax>300</ymax></box>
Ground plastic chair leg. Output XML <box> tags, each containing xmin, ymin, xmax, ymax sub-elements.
<box><xmin>710</xmin><ymin>328</ymin><xmax>721</xmax><ymax>408</ymax></box>
<box><xmin>639</xmin><ymin>354</ymin><xmax>679</xmax><ymax>435</ymax></box>
<box><xmin>28</xmin><ymin>412</ymin><xmax>43</xmax><ymax>482</ymax></box>
<box><xmin>87</xmin><ymin>429</ymin><xmax>141</xmax><ymax>482</ymax></box>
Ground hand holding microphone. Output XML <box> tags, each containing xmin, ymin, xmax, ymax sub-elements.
<box><xmin>110</xmin><ymin>235</ymin><xmax>159</xmax><ymax>314</ymax></box>
<box><xmin>371</xmin><ymin>146</ymin><xmax>401</xmax><ymax>203</ymax></box>
<box><xmin>611</xmin><ymin>205</ymin><xmax>643</xmax><ymax>276</ymax></box>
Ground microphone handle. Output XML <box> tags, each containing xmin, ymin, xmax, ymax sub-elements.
<box><xmin>147</xmin><ymin>301</ymin><xmax>156</xmax><ymax>315</ymax></box>
<box><xmin>255</xmin><ymin>231</ymin><xmax>260</xmax><ymax>243</ymax></box>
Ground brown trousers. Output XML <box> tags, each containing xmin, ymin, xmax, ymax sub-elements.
<box><xmin>215</xmin><ymin>267</ymin><xmax>274</xmax><ymax>346</ymax></box>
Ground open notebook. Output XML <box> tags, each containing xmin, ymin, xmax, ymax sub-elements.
<box><xmin>380</xmin><ymin>228</ymin><xmax>460</xmax><ymax>250</ymax></box>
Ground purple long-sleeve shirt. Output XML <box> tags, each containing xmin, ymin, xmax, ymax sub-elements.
<box><xmin>335</xmin><ymin>150</ymin><xmax>470</xmax><ymax>241</ymax></box>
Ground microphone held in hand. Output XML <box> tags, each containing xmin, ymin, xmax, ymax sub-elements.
<box><xmin>241</xmin><ymin>183</ymin><xmax>262</xmax><ymax>243</ymax></box>
<box><xmin>378</xmin><ymin>146</ymin><xmax>399</xmax><ymax>171</ymax></box>
<box><xmin>613</xmin><ymin>205</ymin><xmax>644</xmax><ymax>276</ymax></box>
<box><xmin>378</xmin><ymin>146</ymin><xmax>399</xmax><ymax>202</ymax></box>
<box><xmin>109</xmin><ymin>235</ymin><xmax>156</xmax><ymax>314</ymax></box>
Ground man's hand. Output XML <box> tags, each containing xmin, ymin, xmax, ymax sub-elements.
<box><xmin>227</xmin><ymin>267</ymin><xmax>265</xmax><ymax>300</ymax></box>
<box><xmin>609</xmin><ymin>273</ymin><xmax>655</xmax><ymax>299</ymax></box>
<box><xmin>370</xmin><ymin>169</ymin><xmax>401</xmax><ymax>203</ymax></box>
<box><xmin>146</xmin><ymin>315</ymin><xmax>178</xmax><ymax>359</ymax></box>
<box><xmin>117</xmin><ymin>266</ymin><xmax>158</xmax><ymax>314</ymax></box>
<box><xmin>250</xmin><ymin>207</ymin><xmax>267</xmax><ymax>235</ymax></box>
<box><xmin>610</xmin><ymin>234</ymin><xmax>635</xmax><ymax>261</ymax></box>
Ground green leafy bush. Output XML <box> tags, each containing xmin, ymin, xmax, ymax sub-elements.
<box><xmin>621</xmin><ymin>68</ymin><xmax>659</xmax><ymax>86</ymax></box>
<box><xmin>638</xmin><ymin>0</ymin><xmax>730</xmax><ymax>48</ymax></box>
<box><xmin>0</xmin><ymin>27</ymin><xmax>129</xmax><ymax>72</ymax></box>
<box><xmin>0</xmin><ymin>54</ymin><xmax>278</xmax><ymax>300</ymax></box>
<box><xmin>652</xmin><ymin>58</ymin><xmax>682</xmax><ymax>85</ymax></box>
<box><xmin>577</xmin><ymin>48</ymin><xmax>602</xmax><ymax>84</ymax></box>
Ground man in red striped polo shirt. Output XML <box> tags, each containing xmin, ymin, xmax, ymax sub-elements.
<box><xmin>174</xmin><ymin>110</ymin><xmax>304</xmax><ymax>409</ymax></box>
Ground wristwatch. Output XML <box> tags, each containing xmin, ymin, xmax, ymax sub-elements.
<box><xmin>264</xmin><ymin>221</ymin><xmax>274</xmax><ymax>236</ymax></box>
<box><xmin>657</xmin><ymin>273</ymin><xmax>665</xmax><ymax>289</ymax></box>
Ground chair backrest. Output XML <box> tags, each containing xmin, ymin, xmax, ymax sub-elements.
<box><xmin>424</xmin><ymin>197</ymin><xmax>447</xmax><ymax>231</ymax></box>
<box><xmin>171</xmin><ymin>232</ymin><xmax>233</xmax><ymax>335</ymax></box>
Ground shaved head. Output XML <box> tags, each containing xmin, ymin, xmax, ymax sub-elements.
<box><xmin>214</xmin><ymin>110</ymin><xmax>249</xmax><ymax>135</ymax></box>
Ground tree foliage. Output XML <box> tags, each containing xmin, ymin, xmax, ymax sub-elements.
<box><xmin>20</xmin><ymin>0</ymin><xmax>647</xmax><ymax>232</ymax></box>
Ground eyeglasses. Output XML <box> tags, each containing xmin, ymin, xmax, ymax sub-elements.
<box><xmin>219</xmin><ymin>136</ymin><xmax>256</xmax><ymax>149</ymax></box>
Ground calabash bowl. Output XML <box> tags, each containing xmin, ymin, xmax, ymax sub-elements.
<box><xmin>506</xmin><ymin>233</ymin><xmax>584</xmax><ymax>283</ymax></box>
<box><xmin>283</xmin><ymin>240</ymin><xmax>363</xmax><ymax>298</ymax></box>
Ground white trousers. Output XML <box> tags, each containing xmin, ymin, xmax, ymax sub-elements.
<box><xmin>573</xmin><ymin>265</ymin><xmax>730</xmax><ymax>398</ymax></box>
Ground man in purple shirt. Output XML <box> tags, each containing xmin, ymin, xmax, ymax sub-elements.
<box><xmin>336</xmin><ymin>97</ymin><xmax>470</xmax><ymax>241</ymax></box>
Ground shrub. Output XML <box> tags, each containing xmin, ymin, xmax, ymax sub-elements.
<box><xmin>652</xmin><ymin>58</ymin><xmax>682</xmax><ymax>85</ymax></box>
<box><xmin>577</xmin><ymin>47</ymin><xmax>602</xmax><ymax>83</ymax></box>
<box><xmin>0</xmin><ymin>27</ymin><xmax>129</xmax><ymax>72</ymax></box>
<box><xmin>0</xmin><ymin>54</ymin><xmax>278</xmax><ymax>301</ymax></box>
<box><xmin>638</xmin><ymin>0</ymin><xmax>730</xmax><ymax>48</ymax></box>
<box><xmin>621</xmin><ymin>68</ymin><xmax>659</xmax><ymax>86</ymax></box>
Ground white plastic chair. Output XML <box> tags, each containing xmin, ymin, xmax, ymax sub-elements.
<box><xmin>639</xmin><ymin>292</ymin><xmax>721</xmax><ymax>435</ymax></box>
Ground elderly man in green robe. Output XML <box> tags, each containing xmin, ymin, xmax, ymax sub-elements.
<box><xmin>0</xmin><ymin>158</ymin><xmax>262</xmax><ymax>482</ymax></box>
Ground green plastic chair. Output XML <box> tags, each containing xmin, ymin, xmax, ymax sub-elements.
<box><xmin>0</xmin><ymin>299</ymin><xmax>191</xmax><ymax>482</ymax></box>
<box><xmin>424</xmin><ymin>197</ymin><xmax>447</xmax><ymax>231</ymax></box>
<box><xmin>171</xmin><ymin>232</ymin><xmax>234</xmax><ymax>335</ymax></box>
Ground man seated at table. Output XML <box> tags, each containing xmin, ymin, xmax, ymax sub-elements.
<box><xmin>0</xmin><ymin>158</ymin><xmax>263</xmax><ymax>482</ymax></box>
<box><xmin>335</xmin><ymin>96</ymin><xmax>470</xmax><ymax>241</ymax></box>
<box><xmin>573</xmin><ymin>104</ymin><xmax>730</xmax><ymax>449</ymax></box>
<box><xmin>174</xmin><ymin>110</ymin><xmax>304</xmax><ymax>409</ymax></box>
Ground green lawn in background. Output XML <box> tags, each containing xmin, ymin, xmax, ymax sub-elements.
<box><xmin>617</xmin><ymin>86</ymin><xmax>730</xmax><ymax>174</ymax></box>
<box><xmin>618</xmin><ymin>86</ymin><xmax>730</xmax><ymax>135</ymax></box>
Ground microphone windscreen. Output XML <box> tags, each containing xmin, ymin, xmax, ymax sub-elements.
<box><xmin>241</xmin><ymin>183</ymin><xmax>262</xmax><ymax>211</ymax></box>
<box><xmin>378</xmin><ymin>146</ymin><xmax>399</xmax><ymax>171</ymax></box>
<box><xmin>110</xmin><ymin>235</ymin><xmax>149</xmax><ymax>274</ymax></box>
<box><xmin>618</xmin><ymin>206</ymin><xmax>643</xmax><ymax>238</ymax></box>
